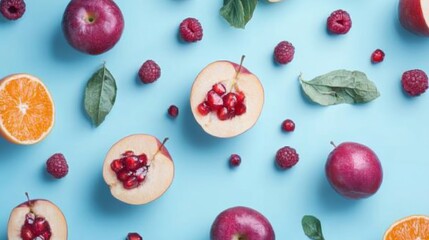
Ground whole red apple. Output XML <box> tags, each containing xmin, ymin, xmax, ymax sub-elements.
<box><xmin>62</xmin><ymin>0</ymin><xmax>125</xmax><ymax>55</ymax></box>
<box><xmin>210</xmin><ymin>206</ymin><xmax>275</xmax><ymax>240</ymax></box>
<box><xmin>399</xmin><ymin>0</ymin><xmax>429</xmax><ymax>36</ymax></box>
<box><xmin>325</xmin><ymin>142</ymin><xmax>383</xmax><ymax>199</ymax></box>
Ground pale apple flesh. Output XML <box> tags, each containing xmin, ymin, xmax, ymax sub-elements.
<box><xmin>8</xmin><ymin>199</ymin><xmax>68</xmax><ymax>240</ymax></box>
<box><xmin>103</xmin><ymin>134</ymin><xmax>174</xmax><ymax>205</ymax></box>
<box><xmin>190</xmin><ymin>61</ymin><xmax>264</xmax><ymax>138</ymax></box>
<box><xmin>399</xmin><ymin>0</ymin><xmax>429</xmax><ymax>36</ymax></box>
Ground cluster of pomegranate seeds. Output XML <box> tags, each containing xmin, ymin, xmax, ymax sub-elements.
<box><xmin>21</xmin><ymin>213</ymin><xmax>51</xmax><ymax>240</ymax></box>
<box><xmin>197</xmin><ymin>83</ymin><xmax>246</xmax><ymax>120</ymax></box>
<box><xmin>110</xmin><ymin>150</ymin><xmax>149</xmax><ymax>190</ymax></box>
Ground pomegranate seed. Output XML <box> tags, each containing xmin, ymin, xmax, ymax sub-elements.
<box><xmin>281</xmin><ymin>119</ymin><xmax>295</xmax><ymax>132</ymax></box>
<box><xmin>33</xmin><ymin>217</ymin><xmax>48</xmax><ymax>234</ymax></box>
<box><xmin>136</xmin><ymin>174</ymin><xmax>146</xmax><ymax>182</ymax></box>
<box><xmin>217</xmin><ymin>107</ymin><xmax>231</xmax><ymax>121</ymax></box>
<box><xmin>123</xmin><ymin>150</ymin><xmax>134</xmax><ymax>157</ymax></box>
<box><xmin>167</xmin><ymin>105</ymin><xmax>179</xmax><ymax>118</ymax></box>
<box><xmin>235</xmin><ymin>103</ymin><xmax>246</xmax><ymax>116</ymax></box>
<box><xmin>229</xmin><ymin>154</ymin><xmax>241</xmax><ymax>167</ymax></box>
<box><xmin>371</xmin><ymin>49</ymin><xmax>385</xmax><ymax>63</ymax></box>
<box><xmin>223</xmin><ymin>93</ymin><xmax>238</xmax><ymax>111</ymax></box>
<box><xmin>207</xmin><ymin>90</ymin><xmax>223</xmax><ymax>110</ymax></box>
<box><xmin>127</xmin><ymin>232</ymin><xmax>143</xmax><ymax>240</ymax></box>
<box><xmin>20</xmin><ymin>225</ymin><xmax>34</xmax><ymax>240</ymax></box>
<box><xmin>41</xmin><ymin>231</ymin><xmax>52</xmax><ymax>239</ymax></box>
<box><xmin>197</xmin><ymin>102</ymin><xmax>210</xmax><ymax>116</ymax></box>
<box><xmin>124</xmin><ymin>156</ymin><xmax>140</xmax><ymax>171</ymax></box>
<box><xmin>110</xmin><ymin>159</ymin><xmax>124</xmax><ymax>172</ymax></box>
<box><xmin>138</xmin><ymin>154</ymin><xmax>148</xmax><ymax>166</ymax></box>
<box><xmin>123</xmin><ymin>177</ymin><xmax>139</xmax><ymax>189</ymax></box>
<box><xmin>25</xmin><ymin>213</ymin><xmax>35</xmax><ymax>224</ymax></box>
<box><xmin>236</xmin><ymin>91</ymin><xmax>245</xmax><ymax>102</ymax></box>
<box><xmin>212</xmin><ymin>83</ymin><xmax>226</xmax><ymax>95</ymax></box>
<box><xmin>117</xmin><ymin>170</ymin><xmax>133</xmax><ymax>181</ymax></box>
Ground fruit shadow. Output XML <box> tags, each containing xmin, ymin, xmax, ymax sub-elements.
<box><xmin>180</xmin><ymin>98</ymin><xmax>230</xmax><ymax>150</ymax></box>
<box><xmin>91</xmin><ymin>175</ymin><xmax>141</xmax><ymax>217</ymax></box>
<box><xmin>51</xmin><ymin>29</ymin><xmax>85</xmax><ymax>62</ymax></box>
<box><xmin>318</xmin><ymin>174</ymin><xmax>361</xmax><ymax>211</ymax></box>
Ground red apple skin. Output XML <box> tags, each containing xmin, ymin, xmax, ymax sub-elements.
<box><xmin>325</xmin><ymin>142</ymin><xmax>383</xmax><ymax>199</ymax></box>
<box><xmin>399</xmin><ymin>0</ymin><xmax>429</xmax><ymax>36</ymax></box>
<box><xmin>62</xmin><ymin>0</ymin><xmax>125</xmax><ymax>55</ymax></box>
<box><xmin>229</xmin><ymin>61</ymin><xmax>251</xmax><ymax>75</ymax></box>
<box><xmin>210</xmin><ymin>206</ymin><xmax>275</xmax><ymax>240</ymax></box>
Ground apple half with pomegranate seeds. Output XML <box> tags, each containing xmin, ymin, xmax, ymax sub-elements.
<box><xmin>8</xmin><ymin>194</ymin><xmax>67</xmax><ymax>240</ymax></box>
<box><xmin>190</xmin><ymin>57</ymin><xmax>264</xmax><ymax>138</ymax></box>
<box><xmin>103</xmin><ymin>134</ymin><xmax>174</xmax><ymax>205</ymax></box>
<box><xmin>399</xmin><ymin>0</ymin><xmax>429</xmax><ymax>36</ymax></box>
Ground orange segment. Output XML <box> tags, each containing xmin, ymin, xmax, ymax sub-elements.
<box><xmin>384</xmin><ymin>215</ymin><xmax>429</xmax><ymax>240</ymax></box>
<box><xmin>0</xmin><ymin>74</ymin><xmax>55</xmax><ymax>145</ymax></box>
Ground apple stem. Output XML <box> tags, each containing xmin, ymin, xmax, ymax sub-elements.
<box><xmin>234</xmin><ymin>55</ymin><xmax>245</xmax><ymax>79</ymax></box>
<box><xmin>231</xmin><ymin>55</ymin><xmax>245</xmax><ymax>92</ymax></box>
<box><xmin>25</xmin><ymin>192</ymin><xmax>33</xmax><ymax>209</ymax></box>
<box><xmin>330</xmin><ymin>141</ymin><xmax>336</xmax><ymax>148</ymax></box>
<box><xmin>151</xmin><ymin>137</ymin><xmax>169</xmax><ymax>162</ymax></box>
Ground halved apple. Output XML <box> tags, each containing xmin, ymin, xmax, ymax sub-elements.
<box><xmin>399</xmin><ymin>0</ymin><xmax>429</xmax><ymax>36</ymax></box>
<box><xmin>190</xmin><ymin>58</ymin><xmax>264</xmax><ymax>138</ymax></box>
<box><xmin>103</xmin><ymin>134</ymin><xmax>174</xmax><ymax>205</ymax></box>
<box><xmin>8</xmin><ymin>194</ymin><xmax>67</xmax><ymax>240</ymax></box>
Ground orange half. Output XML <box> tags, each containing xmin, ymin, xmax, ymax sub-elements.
<box><xmin>0</xmin><ymin>74</ymin><xmax>55</xmax><ymax>145</ymax></box>
<box><xmin>384</xmin><ymin>215</ymin><xmax>429</xmax><ymax>240</ymax></box>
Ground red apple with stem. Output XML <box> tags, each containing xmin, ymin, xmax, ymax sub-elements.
<box><xmin>62</xmin><ymin>0</ymin><xmax>125</xmax><ymax>55</ymax></box>
<box><xmin>325</xmin><ymin>142</ymin><xmax>383</xmax><ymax>199</ymax></box>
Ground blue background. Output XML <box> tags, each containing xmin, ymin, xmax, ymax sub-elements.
<box><xmin>1</xmin><ymin>0</ymin><xmax>429</xmax><ymax>239</ymax></box>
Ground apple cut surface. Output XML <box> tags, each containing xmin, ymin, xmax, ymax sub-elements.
<box><xmin>103</xmin><ymin>134</ymin><xmax>174</xmax><ymax>205</ymax></box>
<box><xmin>190</xmin><ymin>61</ymin><xmax>264</xmax><ymax>138</ymax></box>
<box><xmin>8</xmin><ymin>199</ymin><xmax>68</xmax><ymax>240</ymax></box>
<box><xmin>399</xmin><ymin>0</ymin><xmax>429</xmax><ymax>36</ymax></box>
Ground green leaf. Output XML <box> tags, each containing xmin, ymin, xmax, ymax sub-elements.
<box><xmin>84</xmin><ymin>64</ymin><xmax>117</xmax><ymax>127</ymax></box>
<box><xmin>220</xmin><ymin>0</ymin><xmax>257</xmax><ymax>28</ymax></box>
<box><xmin>299</xmin><ymin>70</ymin><xmax>380</xmax><ymax>106</ymax></box>
<box><xmin>302</xmin><ymin>215</ymin><xmax>325</xmax><ymax>240</ymax></box>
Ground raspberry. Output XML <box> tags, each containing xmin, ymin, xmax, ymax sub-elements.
<box><xmin>179</xmin><ymin>17</ymin><xmax>203</xmax><ymax>42</ymax></box>
<box><xmin>138</xmin><ymin>60</ymin><xmax>161</xmax><ymax>84</ymax></box>
<box><xmin>0</xmin><ymin>0</ymin><xmax>25</xmax><ymax>20</ymax></box>
<box><xmin>401</xmin><ymin>69</ymin><xmax>429</xmax><ymax>96</ymax></box>
<box><xmin>281</xmin><ymin>119</ymin><xmax>295</xmax><ymax>132</ymax></box>
<box><xmin>229</xmin><ymin>154</ymin><xmax>241</xmax><ymax>167</ymax></box>
<box><xmin>275</xmin><ymin>146</ymin><xmax>299</xmax><ymax>169</ymax></box>
<box><xmin>274</xmin><ymin>41</ymin><xmax>295</xmax><ymax>64</ymax></box>
<box><xmin>46</xmin><ymin>153</ymin><xmax>69</xmax><ymax>179</ymax></box>
<box><xmin>371</xmin><ymin>49</ymin><xmax>385</xmax><ymax>63</ymax></box>
<box><xmin>327</xmin><ymin>9</ymin><xmax>352</xmax><ymax>34</ymax></box>
<box><xmin>167</xmin><ymin>105</ymin><xmax>179</xmax><ymax>118</ymax></box>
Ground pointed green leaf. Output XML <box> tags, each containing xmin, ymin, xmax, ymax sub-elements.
<box><xmin>302</xmin><ymin>215</ymin><xmax>325</xmax><ymax>240</ymax></box>
<box><xmin>299</xmin><ymin>70</ymin><xmax>380</xmax><ymax>106</ymax></box>
<box><xmin>220</xmin><ymin>0</ymin><xmax>257</xmax><ymax>28</ymax></box>
<box><xmin>84</xmin><ymin>64</ymin><xmax>117</xmax><ymax>126</ymax></box>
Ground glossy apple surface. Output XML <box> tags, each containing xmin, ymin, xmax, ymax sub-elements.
<box><xmin>210</xmin><ymin>206</ymin><xmax>275</xmax><ymax>240</ymax></box>
<box><xmin>325</xmin><ymin>142</ymin><xmax>383</xmax><ymax>199</ymax></box>
<box><xmin>62</xmin><ymin>0</ymin><xmax>125</xmax><ymax>55</ymax></box>
<box><xmin>399</xmin><ymin>0</ymin><xmax>429</xmax><ymax>36</ymax></box>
